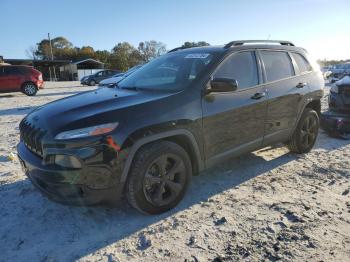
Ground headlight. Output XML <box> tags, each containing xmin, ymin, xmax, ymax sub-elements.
<box><xmin>330</xmin><ymin>85</ymin><xmax>339</xmax><ymax>94</ymax></box>
<box><xmin>55</xmin><ymin>122</ymin><xmax>119</xmax><ymax>140</ymax></box>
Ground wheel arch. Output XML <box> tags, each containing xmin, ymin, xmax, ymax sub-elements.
<box><xmin>120</xmin><ymin>129</ymin><xmax>204</xmax><ymax>184</ymax></box>
<box><xmin>305</xmin><ymin>99</ymin><xmax>321</xmax><ymax>115</ymax></box>
<box><xmin>289</xmin><ymin>98</ymin><xmax>321</xmax><ymax>140</ymax></box>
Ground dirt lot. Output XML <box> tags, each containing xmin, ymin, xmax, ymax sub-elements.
<box><xmin>0</xmin><ymin>82</ymin><xmax>349</xmax><ymax>262</ymax></box>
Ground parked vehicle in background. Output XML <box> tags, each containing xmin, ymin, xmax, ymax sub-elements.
<box><xmin>328</xmin><ymin>63</ymin><xmax>350</xmax><ymax>82</ymax></box>
<box><xmin>0</xmin><ymin>65</ymin><xmax>44</xmax><ymax>96</ymax></box>
<box><xmin>18</xmin><ymin>40</ymin><xmax>324</xmax><ymax>214</ymax></box>
<box><xmin>321</xmin><ymin>76</ymin><xmax>350</xmax><ymax>138</ymax></box>
<box><xmin>98</xmin><ymin>65</ymin><xmax>143</xmax><ymax>88</ymax></box>
<box><xmin>80</xmin><ymin>69</ymin><xmax>120</xmax><ymax>86</ymax></box>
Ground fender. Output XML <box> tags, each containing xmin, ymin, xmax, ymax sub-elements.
<box><xmin>293</xmin><ymin>91</ymin><xmax>323</xmax><ymax>132</ymax></box>
<box><xmin>120</xmin><ymin>129</ymin><xmax>204</xmax><ymax>183</ymax></box>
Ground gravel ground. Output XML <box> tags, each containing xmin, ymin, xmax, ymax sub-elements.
<box><xmin>0</xmin><ymin>82</ymin><xmax>349</xmax><ymax>262</ymax></box>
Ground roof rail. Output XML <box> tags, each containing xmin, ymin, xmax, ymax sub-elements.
<box><xmin>168</xmin><ymin>47</ymin><xmax>186</xmax><ymax>53</ymax></box>
<box><xmin>224</xmin><ymin>40</ymin><xmax>295</xmax><ymax>49</ymax></box>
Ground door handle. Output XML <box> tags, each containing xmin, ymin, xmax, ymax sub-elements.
<box><xmin>251</xmin><ymin>92</ymin><xmax>266</xmax><ymax>100</ymax></box>
<box><xmin>296</xmin><ymin>82</ymin><xmax>307</xmax><ymax>88</ymax></box>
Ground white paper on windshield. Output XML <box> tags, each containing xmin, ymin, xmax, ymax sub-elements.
<box><xmin>184</xmin><ymin>53</ymin><xmax>210</xmax><ymax>59</ymax></box>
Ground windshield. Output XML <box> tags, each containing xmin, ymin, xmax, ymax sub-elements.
<box><xmin>112</xmin><ymin>73</ymin><xmax>124</xmax><ymax>78</ymax></box>
<box><xmin>117</xmin><ymin>52</ymin><xmax>216</xmax><ymax>91</ymax></box>
<box><xmin>124</xmin><ymin>65</ymin><xmax>142</xmax><ymax>77</ymax></box>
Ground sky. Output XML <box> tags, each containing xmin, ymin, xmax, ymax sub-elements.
<box><xmin>1</xmin><ymin>0</ymin><xmax>349</xmax><ymax>61</ymax></box>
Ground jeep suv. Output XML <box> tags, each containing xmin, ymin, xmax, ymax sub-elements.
<box><xmin>17</xmin><ymin>40</ymin><xmax>324</xmax><ymax>214</ymax></box>
<box><xmin>0</xmin><ymin>65</ymin><xmax>44</xmax><ymax>96</ymax></box>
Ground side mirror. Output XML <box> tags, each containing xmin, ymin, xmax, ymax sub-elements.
<box><xmin>207</xmin><ymin>78</ymin><xmax>238</xmax><ymax>93</ymax></box>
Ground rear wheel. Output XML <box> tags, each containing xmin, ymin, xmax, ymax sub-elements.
<box><xmin>22</xmin><ymin>82</ymin><xmax>37</xmax><ymax>96</ymax></box>
<box><xmin>126</xmin><ymin>141</ymin><xmax>192</xmax><ymax>214</ymax></box>
<box><xmin>287</xmin><ymin>108</ymin><xmax>319</xmax><ymax>153</ymax></box>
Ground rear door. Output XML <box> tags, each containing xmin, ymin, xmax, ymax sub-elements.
<box><xmin>0</xmin><ymin>67</ymin><xmax>6</xmax><ymax>91</ymax></box>
<box><xmin>202</xmin><ymin>51</ymin><xmax>268</xmax><ymax>165</ymax></box>
<box><xmin>259</xmin><ymin>50</ymin><xmax>309</xmax><ymax>146</ymax></box>
<box><xmin>0</xmin><ymin>66</ymin><xmax>22</xmax><ymax>92</ymax></box>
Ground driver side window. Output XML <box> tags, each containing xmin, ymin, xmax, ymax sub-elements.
<box><xmin>214</xmin><ymin>51</ymin><xmax>258</xmax><ymax>89</ymax></box>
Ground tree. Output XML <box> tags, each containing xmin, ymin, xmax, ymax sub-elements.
<box><xmin>110</xmin><ymin>42</ymin><xmax>142</xmax><ymax>71</ymax></box>
<box><xmin>25</xmin><ymin>45</ymin><xmax>38</xmax><ymax>60</ymax></box>
<box><xmin>35</xmin><ymin>36</ymin><xmax>74</xmax><ymax>60</ymax></box>
<box><xmin>181</xmin><ymin>41</ymin><xmax>210</xmax><ymax>49</ymax></box>
<box><xmin>31</xmin><ymin>36</ymin><xmax>213</xmax><ymax>70</ymax></box>
<box><xmin>95</xmin><ymin>50</ymin><xmax>111</xmax><ymax>67</ymax></box>
<box><xmin>76</xmin><ymin>46</ymin><xmax>96</xmax><ymax>60</ymax></box>
<box><xmin>317</xmin><ymin>59</ymin><xmax>349</xmax><ymax>67</ymax></box>
<box><xmin>138</xmin><ymin>40</ymin><xmax>167</xmax><ymax>62</ymax></box>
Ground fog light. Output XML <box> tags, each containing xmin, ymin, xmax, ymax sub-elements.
<box><xmin>54</xmin><ymin>155</ymin><xmax>82</xmax><ymax>168</ymax></box>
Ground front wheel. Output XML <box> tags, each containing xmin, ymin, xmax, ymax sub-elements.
<box><xmin>287</xmin><ymin>108</ymin><xmax>319</xmax><ymax>154</ymax></box>
<box><xmin>22</xmin><ymin>82</ymin><xmax>38</xmax><ymax>96</ymax></box>
<box><xmin>88</xmin><ymin>80</ymin><xmax>96</xmax><ymax>86</ymax></box>
<box><xmin>126</xmin><ymin>141</ymin><xmax>192</xmax><ymax>214</ymax></box>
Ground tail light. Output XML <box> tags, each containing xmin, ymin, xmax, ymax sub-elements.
<box><xmin>38</xmin><ymin>74</ymin><xmax>43</xmax><ymax>81</ymax></box>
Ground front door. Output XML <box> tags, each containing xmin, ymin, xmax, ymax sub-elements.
<box><xmin>202</xmin><ymin>51</ymin><xmax>268</xmax><ymax>165</ymax></box>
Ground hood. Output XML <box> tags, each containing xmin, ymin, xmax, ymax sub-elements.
<box><xmin>81</xmin><ymin>75</ymin><xmax>91</xmax><ymax>80</ymax></box>
<box><xmin>336</xmin><ymin>76</ymin><xmax>350</xmax><ymax>87</ymax></box>
<box><xmin>25</xmin><ymin>87</ymin><xmax>176</xmax><ymax>136</ymax></box>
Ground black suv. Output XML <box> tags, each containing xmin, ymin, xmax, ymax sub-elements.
<box><xmin>80</xmin><ymin>69</ymin><xmax>120</xmax><ymax>86</ymax></box>
<box><xmin>18</xmin><ymin>40</ymin><xmax>324</xmax><ymax>214</ymax></box>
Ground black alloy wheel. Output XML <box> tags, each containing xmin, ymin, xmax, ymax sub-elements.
<box><xmin>143</xmin><ymin>153</ymin><xmax>186</xmax><ymax>207</ymax></box>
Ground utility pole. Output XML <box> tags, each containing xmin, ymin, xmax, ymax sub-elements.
<box><xmin>48</xmin><ymin>33</ymin><xmax>57</xmax><ymax>81</ymax></box>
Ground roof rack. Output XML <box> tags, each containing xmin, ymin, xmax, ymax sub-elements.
<box><xmin>224</xmin><ymin>40</ymin><xmax>295</xmax><ymax>49</ymax></box>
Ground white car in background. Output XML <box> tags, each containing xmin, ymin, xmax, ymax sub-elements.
<box><xmin>98</xmin><ymin>65</ymin><xmax>143</xmax><ymax>88</ymax></box>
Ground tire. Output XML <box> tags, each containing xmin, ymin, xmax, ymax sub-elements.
<box><xmin>126</xmin><ymin>141</ymin><xmax>192</xmax><ymax>215</ymax></box>
<box><xmin>22</xmin><ymin>82</ymin><xmax>38</xmax><ymax>96</ymax></box>
<box><xmin>287</xmin><ymin>108</ymin><xmax>319</xmax><ymax>154</ymax></box>
<box><xmin>88</xmin><ymin>80</ymin><xmax>96</xmax><ymax>86</ymax></box>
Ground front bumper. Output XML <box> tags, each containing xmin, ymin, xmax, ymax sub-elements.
<box><xmin>36</xmin><ymin>80</ymin><xmax>44</xmax><ymax>89</ymax></box>
<box><xmin>17</xmin><ymin>142</ymin><xmax>125</xmax><ymax>205</ymax></box>
<box><xmin>80</xmin><ymin>79</ymin><xmax>89</xmax><ymax>85</ymax></box>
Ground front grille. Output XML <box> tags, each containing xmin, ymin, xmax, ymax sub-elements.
<box><xmin>19</xmin><ymin>119</ymin><xmax>46</xmax><ymax>157</ymax></box>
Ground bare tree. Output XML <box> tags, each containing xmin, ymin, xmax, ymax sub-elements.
<box><xmin>138</xmin><ymin>41</ymin><xmax>167</xmax><ymax>62</ymax></box>
<box><xmin>25</xmin><ymin>45</ymin><xmax>38</xmax><ymax>60</ymax></box>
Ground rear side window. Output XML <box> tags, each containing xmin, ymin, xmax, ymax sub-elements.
<box><xmin>214</xmin><ymin>51</ymin><xmax>258</xmax><ymax>89</ymax></box>
<box><xmin>260</xmin><ymin>51</ymin><xmax>294</xmax><ymax>82</ymax></box>
<box><xmin>291</xmin><ymin>53</ymin><xmax>312</xmax><ymax>73</ymax></box>
<box><xmin>3</xmin><ymin>66</ymin><xmax>21</xmax><ymax>75</ymax></box>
